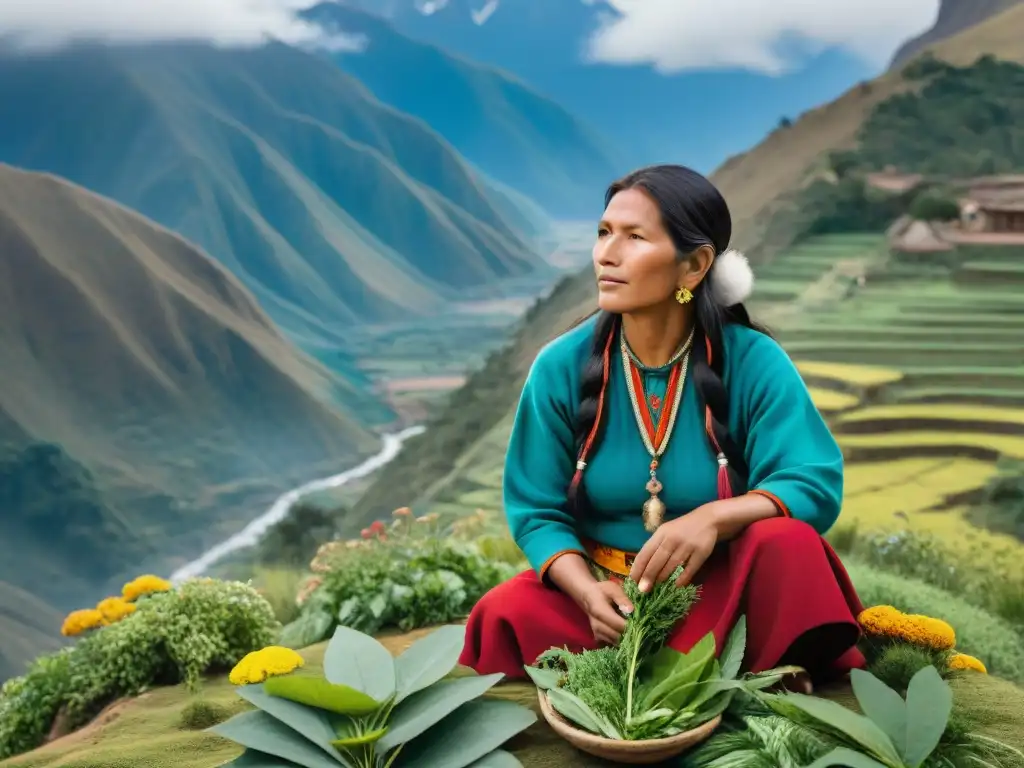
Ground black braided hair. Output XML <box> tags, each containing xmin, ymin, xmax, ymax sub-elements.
<box><xmin>566</xmin><ymin>165</ymin><xmax>772</xmax><ymax>515</ymax></box>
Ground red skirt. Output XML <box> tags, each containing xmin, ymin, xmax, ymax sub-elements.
<box><xmin>459</xmin><ymin>517</ymin><xmax>865</xmax><ymax>680</ymax></box>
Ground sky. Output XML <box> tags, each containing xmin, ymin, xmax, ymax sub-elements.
<box><xmin>2</xmin><ymin>0</ymin><xmax>941</xmax><ymax>75</ymax></box>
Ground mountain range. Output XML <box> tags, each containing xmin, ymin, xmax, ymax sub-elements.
<box><xmin>0</xmin><ymin>162</ymin><xmax>384</xmax><ymax>677</ymax></box>
<box><xmin>303</xmin><ymin>2</ymin><xmax>623</xmax><ymax>219</ymax></box>
<box><xmin>0</xmin><ymin>40</ymin><xmax>594</xmax><ymax>351</ymax></box>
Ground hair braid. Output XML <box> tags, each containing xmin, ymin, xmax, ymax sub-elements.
<box><xmin>566</xmin><ymin>310</ymin><xmax>617</xmax><ymax>514</ymax></box>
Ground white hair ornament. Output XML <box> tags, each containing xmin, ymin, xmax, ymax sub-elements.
<box><xmin>709</xmin><ymin>249</ymin><xmax>754</xmax><ymax>307</ymax></box>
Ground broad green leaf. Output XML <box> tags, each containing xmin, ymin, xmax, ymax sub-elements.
<box><xmin>805</xmin><ymin>747</ymin><xmax>893</xmax><ymax>768</ymax></box>
<box><xmin>331</xmin><ymin>727</ymin><xmax>388</xmax><ymax>748</ymax></box>
<box><xmin>393</xmin><ymin>624</ymin><xmax>467</xmax><ymax>702</ymax></box>
<box><xmin>209</xmin><ymin>710</ymin><xmax>347</xmax><ymax>768</ymax></box>
<box><xmin>323</xmin><ymin>625</ymin><xmax>396</xmax><ymax>702</ymax></box>
<box><xmin>720</xmin><ymin>617</ymin><xmax>747</xmax><ymax>680</ymax></box>
<box><xmin>392</xmin><ymin>699</ymin><xmax>537</xmax><ymax>768</ymax></box>
<box><xmin>466</xmin><ymin>750</ymin><xmax>523</xmax><ymax>767</ymax></box>
<box><xmin>687</xmin><ymin>689</ymin><xmax>736</xmax><ymax>728</ymax></box>
<box><xmin>639</xmin><ymin>633</ymin><xmax>716</xmax><ymax>711</ymax></box>
<box><xmin>903</xmin><ymin>666</ymin><xmax>952</xmax><ymax>768</ymax></box>
<box><xmin>263</xmin><ymin>674</ymin><xmax>381</xmax><ymax>716</ymax></box>
<box><xmin>546</xmin><ymin>687</ymin><xmax>619</xmax><ymax>739</ymax></box>
<box><xmin>222</xmin><ymin>749</ymin><xmax>305</xmax><ymax>767</ymax></box>
<box><xmin>522</xmin><ymin>665</ymin><xmax>562</xmax><ymax>690</ymax></box>
<box><xmin>779</xmin><ymin>694</ymin><xmax>903</xmax><ymax>767</ymax></box>
<box><xmin>850</xmin><ymin>669</ymin><xmax>908</xmax><ymax>757</ymax></box>
<box><xmin>279</xmin><ymin>608</ymin><xmax>334</xmax><ymax>650</ymax></box>
<box><xmin>378</xmin><ymin>674</ymin><xmax>504</xmax><ymax>751</ymax></box>
<box><xmin>235</xmin><ymin>683</ymin><xmax>340</xmax><ymax>758</ymax></box>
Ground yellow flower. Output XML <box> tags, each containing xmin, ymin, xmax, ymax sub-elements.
<box><xmin>229</xmin><ymin>646</ymin><xmax>305</xmax><ymax>685</ymax></box>
<box><xmin>858</xmin><ymin>604</ymin><xmax>956</xmax><ymax>651</ymax></box>
<box><xmin>96</xmin><ymin>596</ymin><xmax>137</xmax><ymax>624</ymax></box>
<box><xmin>61</xmin><ymin>608</ymin><xmax>105</xmax><ymax>636</ymax></box>
<box><xmin>122</xmin><ymin>574</ymin><xmax>172</xmax><ymax>602</ymax></box>
<box><xmin>949</xmin><ymin>653</ymin><xmax>987</xmax><ymax>674</ymax></box>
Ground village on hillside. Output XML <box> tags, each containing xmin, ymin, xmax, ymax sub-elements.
<box><xmin>872</xmin><ymin>170</ymin><xmax>1024</xmax><ymax>250</ymax></box>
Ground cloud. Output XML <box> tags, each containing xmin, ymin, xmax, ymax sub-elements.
<box><xmin>0</xmin><ymin>0</ymin><xmax>363</xmax><ymax>50</ymax></box>
<box><xmin>585</xmin><ymin>0</ymin><xmax>941</xmax><ymax>74</ymax></box>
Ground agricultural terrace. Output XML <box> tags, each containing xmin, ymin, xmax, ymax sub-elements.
<box><xmin>759</xmin><ymin>236</ymin><xmax>1024</xmax><ymax>563</ymax></box>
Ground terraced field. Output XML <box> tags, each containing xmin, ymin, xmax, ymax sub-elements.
<box><xmin>404</xmin><ymin>234</ymin><xmax>1024</xmax><ymax>566</ymax></box>
<box><xmin>777</xmin><ymin>240</ymin><xmax>1024</xmax><ymax>564</ymax></box>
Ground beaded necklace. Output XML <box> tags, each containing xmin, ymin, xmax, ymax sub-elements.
<box><xmin>620</xmin><ymin>328</ymin><xmax>694</xmax><ymax>532</ymax></box>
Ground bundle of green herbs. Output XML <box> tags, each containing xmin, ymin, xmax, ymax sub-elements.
<box><xmin>525</xmin><ymin>568</ymin><xmax>801</xmax><ymax>742</ymax></box>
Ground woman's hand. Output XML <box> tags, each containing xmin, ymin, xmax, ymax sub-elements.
<box><xmin>546</xmin><ymin>553</ymin><xmax>634</xmax><ymax>646</ymax></box>
<box><xmin>628</xmin><ymin>504</ymin><xmax>720</xmax><ymax>593</ymax></box>
<box><xmin>576</xmin><ymin>579</ymin><xmax>634</xmax><ymax>646</ymax></box>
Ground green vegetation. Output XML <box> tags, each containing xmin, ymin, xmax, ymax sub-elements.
<box><xmin>3</xmin><ymin>509</ymin><xmax>1024</xmax><ymax>768</ymax></box>
<box><xmin>0</xmin><ymin>578</ymin><xmax>279</xmax><ymax>760</ymax></box>
<box><xmin>215</xmin><ymin>624</ymin><xmax>535</xmax><ymax>767</ymax></box>
<box><xmin>278</xmin><ymin>510</ymin><xmax>519</xmax><ymax>649</ymax></box>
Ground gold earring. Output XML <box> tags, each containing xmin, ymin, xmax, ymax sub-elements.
<box><xmin>675</xmin><ymin>287</ymin><xmax>693</xmax><ymax>305</ymax></box>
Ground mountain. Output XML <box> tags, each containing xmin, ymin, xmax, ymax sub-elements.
<box><xmin>0</xmin><ymin>41</ymin><xmax>549</xmax><ymax>352</ymax></box>
<box><xmin>303</xmin><ymin>2</ymin><xmax>623</xmax><ymax>219</ymax></box>
<box><xmin>349</xmin><ymin>3</ymin><xmax>1024</xmax><ymax>525</ymax></box>
<box><xmin>890</xmin><ymin>0</ymin><xmax>1022</xmax><ymax>68</ymax></box>
<box><xmin>332</xmin><ymin>0</ymin><xmax>912</xmax><ymax>178</ymax></box>
<box><xmin>0</xmin><ymin>163</ymin><xmax>384</xmax><ymax>675</ymax></box>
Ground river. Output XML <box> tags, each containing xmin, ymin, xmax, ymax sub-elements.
<box><xmin>169</xmin><ymin>425</ymin><xmax>425</xmax><ymax>583</ymax></box>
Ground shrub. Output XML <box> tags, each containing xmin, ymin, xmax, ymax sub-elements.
<box><xmin>909</xmin><ymin>191</ymin><xmax>962</xmax><ymax>221</ymax></box>
<box><xmin>0</xmin><ymin>576</ymin><xmax>279</xmax><ymax>760</ymax></box>
<box><xmin>846</xmin><ymin>562</ymin><xmax>1024</xmax><ymax>682</ymax></box>
<box><xmin>829</xmin><ymin>525</ymin><xmax>1024</xmax><ymax>632</ymax></box>
<box><xmin>278</xmin><ymin>510</ymin><xmax>518</xmax><ymax>649</ymax></box>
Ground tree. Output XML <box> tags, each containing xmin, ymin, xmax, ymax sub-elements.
<box><xmin>255</xmin><ymin>502</ymin><xmax>342</xmax><ymax>567</ymax></box>
<box><xmin>909</xmin><ymin>192</ymin><xmax>961</xmax><ymax>222</ymax></box>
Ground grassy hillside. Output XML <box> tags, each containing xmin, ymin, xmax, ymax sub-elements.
<box><xmin>0</xmin><ymin>164</ymin><xmax>382</xmax><ymax>677</ymax></box>
<box><xmin>0</xmin><ymin>41</ymin><xmax>552</xmax><ymax>351</ymax></box>
<box><xmin>302</xmin><ymin>2</ymin><xmax>623</xmax><ymax>219</ymax></box>
<box><xmin>349</xmin><ymin>10</ymin><xmax>1024</xmax><ymax>536</ymax></box>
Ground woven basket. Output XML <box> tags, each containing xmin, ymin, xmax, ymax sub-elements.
<box><xmin>538</xmin><ymin>690</ymin><xmax>721</xmax><ymax>765</ymax></box>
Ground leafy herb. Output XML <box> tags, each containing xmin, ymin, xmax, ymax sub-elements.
<box><xmin>526</xmin><ymin>570</ymin><xmax>792</xmax><ymax>742</ymax></box>
<box><xmin>761</xmin><ymin>666</ymin><xmax>1024</xmax><ymax>768</ymax></box>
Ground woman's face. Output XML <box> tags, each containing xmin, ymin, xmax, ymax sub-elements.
<box><xmin>593</xmin><ymin>187</ymin><xmax>684</xmax><ymax>314</ymax></box>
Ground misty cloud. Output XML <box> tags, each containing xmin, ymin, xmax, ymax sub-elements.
<box><xmin>0</xmin><ymin>0</ymin><xmax>363</xmax><ymax>50</ymax></box>
<box><xmin>586</xmin><ymin>0</ymin><xmax>941</xmax><ymax>74</ymax></box>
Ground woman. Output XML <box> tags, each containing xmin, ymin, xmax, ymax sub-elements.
<box><xmin>458</xmin><ymin>165</ymin><xmax>865</xmax><ymax>690</ymax></box>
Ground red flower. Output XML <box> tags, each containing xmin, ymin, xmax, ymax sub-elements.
<box><xmin>360</xmin><ymin>528</ymin><xmax>372</xmax><ymax>539</ymax></box>
<box><xmin>369</xmin><ymin>520</ymin><xmax>386</xmax><ymax>534</ymax></box>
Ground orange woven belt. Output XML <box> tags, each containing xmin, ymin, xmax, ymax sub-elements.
<box><xmin>582</xmin><ymin>538</ymin><xmax>637</xmax><ymax>578</ymax></box>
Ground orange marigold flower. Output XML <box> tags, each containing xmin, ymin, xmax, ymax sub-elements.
<box><xmin>61</xmin><ymin>608</ymin><xmax>105</xmax><ymax>637</ymax></box>
<box><xmin>122</xmin><ymin>574</ymin><xmax>172</xmax><ymax>602</ymax></box>
<box><xmin>858</xmin><ymin>604</ymin><xmax>955</xmax><ymax>651</ymax></box>
<box><xmin>96</xmin><ymin>596</ymin><xmax>137</xmax><ymax>624</ymax></box>
<box><xmin>949</xmin><ymin>653</ymin><xmax>987</xmax><ymax>674</ymax></box>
